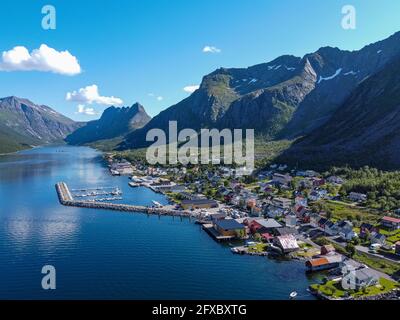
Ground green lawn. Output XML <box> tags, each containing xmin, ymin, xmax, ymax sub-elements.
<box><xmin>311</xmin><ymin>278</ymin><xmax>398</xmax><ymax>299</ymax></box>
<box><xmin>247</xmin><ymin>243</ymin><xmax>268</xmax><ymax>253</ymax></box>
<box><xmin>352</xmin><ymin>278</ymin><xmax>398</xmax><ymax>298</ymax></box>
<box><xmin>311</xmin><ymin>280</ymin><xmax>346</xmax><ymax>298</ymax></box>
<box><xmin>378</xmin><ymin>228</ymin><xmax>400</xmax><ymax>244</ymax></box>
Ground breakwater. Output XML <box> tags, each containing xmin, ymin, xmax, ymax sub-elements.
<box><xmin>56</xmin><ymin>182</ymin><xmax>194</xmax><ymax>217</ymax></box>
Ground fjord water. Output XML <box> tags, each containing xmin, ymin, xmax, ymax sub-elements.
<box><xmin>0</xmin><ymin>146</ymin><xmax>316</xmax><ymax>299</ymax></box>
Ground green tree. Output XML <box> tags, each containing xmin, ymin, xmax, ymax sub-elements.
<box><xmin>346</xmin><ymin>243</ymin><xmax>356</xmax><ymax>257</ymax></box>
<box><xmin>253</xmin><ymin>233</ymin><xmax>262</xmax><ymax>242</ymax></box>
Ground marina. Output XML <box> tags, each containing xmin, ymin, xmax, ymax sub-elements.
<box><xmin>56</xmin><ymin>182</ymin><xmax>195</xmax><ymax>217</ymax></box>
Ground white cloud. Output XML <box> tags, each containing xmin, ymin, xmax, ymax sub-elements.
<box><xmin>183</xmin><ymin>85</ymin><xmax>200</xmax><ymax>94</ymax></box>
<box><xmin>202</xmin><ymin>46</ymin><xmax>221</xmax><ymax>53</ymax></box>
<box><xmin>76</xmin><ymin>104</ymin><xmax>97</xmax><ymax>116</ymax></box>
<box><xmin>66</xmin><ymin>84</ymin><xmax>123</xmax><ymax>106</ymax></box>
<box><xmin>156</xmin><ymin>96</ymin><xmax>163</xmax><ymax>101</ymax></box>
<box><xmin>0</xmin><ymin>44</ymin><xmax>81</xmax><ymax>75</ymax></box>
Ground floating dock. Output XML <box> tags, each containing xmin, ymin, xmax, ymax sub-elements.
<box><xmin>55</xmin><ymin>182</ymin><xmax>193</xmax><ymax>217</ymax></box>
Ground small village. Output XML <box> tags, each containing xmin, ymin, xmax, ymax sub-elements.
<box><xmin>107</xmin><ymin>155</ymin><xmax>400</xmax><ymax>300</ymax></box>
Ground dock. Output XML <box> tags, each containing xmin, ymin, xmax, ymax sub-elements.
<box><xmin>55</xmin><ymin>182</ymin><xmax>194</xmax><ymax>218</ymax></box>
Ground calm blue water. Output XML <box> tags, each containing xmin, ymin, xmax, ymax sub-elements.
<box><xmin>0</xmin><ymin>146</ymin><xmax>317</xmax><ymax>300</ymax></box>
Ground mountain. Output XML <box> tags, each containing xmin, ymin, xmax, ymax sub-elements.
<box><xmin>121</xmin><ymin>31</ymin><xmax>400</xmax><ymax>150</ymax></box>
<box><xmin>0</xmin><ymin>96</ymin><xmax>82</xmax><ymax>154</ymax></box>
<box><xmin>65</xmin><ymin>103</ymin><xmax>151</xmax><ymax>146</ymax></box>
<box><xmin>278</xmin><ymin>53</ymin><xmax>400</xmax><ymax>170</ymax></box>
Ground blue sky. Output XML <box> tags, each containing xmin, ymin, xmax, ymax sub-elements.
<box><xmin>0</xmin><ymin>0</ymin><xmax>399</xmax><ymax>120</ymax></box>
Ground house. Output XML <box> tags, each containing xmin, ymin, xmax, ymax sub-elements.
<box><xmin>320</xmin><ymin>245</ymin><xmax>335</xmax><ymax>255</ymax></box>
<box><xmin>208</xmin><ymin>212</ymin><xmax>226</xmax><ymax>222</ymax></box>
<box><xmin>272</xmin><ymin>173</ymin><xmax>292</xmax><ymax>186</ymax></box>
<box><xmin>295</xmin><ymin>196</ymin><xmax>308</xmax><ymax>207</ymax></box>
<box><xmin>295</xmin><ymin>206</ymin><xmax>310</xmax><ymax>223</ymax></box>
<box><xmin>299</xmin><ymin>179</ymin><xmax>313</xmax><ymax>189</ymax></box>
<box><xmin>370</xmin><ymin>232</ymin><xmax>386</xmax><ymax>245</ymax></box>
<box><xmin>276</xmin><ymin>227</ymin><xmax>298</xmax><ymax>237</ymax></box>
<box><xmin>248</xmin><ymin>218</ymin><xmax>282</xmax><ymax>234</ymax></box>
<box><xmin>296</xmin><ymin>170</ymin><xmax>307</xmax><ymax>177</ymax></box>
<box><xmin>214</xmin><ymin>219</ymin><xmax>246</xmax><ymax>237</ymax></box>
<box><xmin>285</xmin><ymin>215</ymin><xmax>297</xmax><ymax>227</ymax></box>
<box><xmin>223</xmin><ymin>191</ymin><xmax>234</xmax><ymax>203</ymax></box>
<box><xmin>324</xmin><ymin>220</ymin><xmax>336</xmax><ymax>236</ymax></box>
<box><xmin>310</xmin><ymin>213</ymin><xmax>322</xmax><ymax>228</ymax></box>
<box><xmin>308</xmin><ymin>189</ymin><xmax>328</xmax><ymax>201</ymax></box>
<box><xmin>349</xmin><ymin>192</ymin><xmax>367</xmax><ymax>202</ymax></box>
<box><xmin>312</xmin><ymin>178</ymin><xmax>325</xmax><ymax>187</ymax></box>
<box><xmin>181</xmin><ymin>199</ymin><xmax>218</xmax><ymax>210</ymax></box>
<box><xmin>265</xmin><ymin>205</ymin><xmax>287</xmax><ymax>218</ymax></box>
<box><xmin>359</xmin><ymin>223</ymin><xmax>377</xmax><ymax>239</ymax></box>
<box><xmin>110</xmin><ymin>160</ymin><xmax>133</xmax><ymax>175</ymax></box>
<box><xmin>318</xmin><ymin>217</ymin><xmax>329</xmax><ymax>229</ymax></box>
<box><xmin>304</xmin><ymin>170</ymin><xmax>318</xmax><ymax>177</ymax></box>
<box><xmin>305</xmin><ymin>255</ymin><xmax>343</xmax><ymax>272</ymax></box>
<box><xmin>272</xmin><ymin>197</ymin><xmax>292</xmax><ymax>209</ymax></box>
<box><xmin>381</xmin><ymin>216</ymin><xmax>400</xmax><ymax>230</ymax></box>
<box><xmin>342</xmin><ymin>268</ymin><xmax>379</xmax><ymax>290</ymax></box>
<box><xmin>273</xmin><ymin>234</ymin><xmax>299</xmax><ymax>254</ymax></box>
<box><xmin>327</xmin><ymin>176</ymin><xmax>344</xmax><ymax>185</ymax></box>
<box><xmin>335</xmin><ymin>220</ymin><xmax>357</xmax><ymax>240</ymax></box>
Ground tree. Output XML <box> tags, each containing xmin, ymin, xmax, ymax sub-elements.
<box><xmin>235</xmin><ymin>229</ymin><xmax>247</xmax><ymax>239</ymax></box>
<box><xmin>253</xmin><ymin>233</ymin><xmax>262</xmax><ymax>242</ymax></box>
<box><xmin>346</xmin><ymin>243</ymin><xmax>356</xmax><ymax>257</ymax></box>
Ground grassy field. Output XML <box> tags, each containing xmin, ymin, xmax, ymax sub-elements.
<box><xmin>321</xmin><ymin>200</ymin><xmax>382</xmax><ymax>224</ymax></box>
<box><xmin>353</xmin><ymin>252</ymin><xmax>400</xmax><ymax>276</ymax></box>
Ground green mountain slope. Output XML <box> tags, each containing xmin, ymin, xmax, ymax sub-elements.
<box><xmin>0</xmin><ymin>96</ymin><xmax>82</xmax><ymax>154</ymax></box>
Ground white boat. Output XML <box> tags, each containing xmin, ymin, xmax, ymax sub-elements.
<box><xmin>152</xmin><ymin>201</ymin><xmax>163</xmax><ymax>208</ymax></box>
<box><xmin>129</xmin><ymin>182</ymin><xmax>140</xmax><ymax>188</ymax></box>
<box><xmin>289</xmin><ymin>291</ymin><xmax>298</xmax><ymax>299</ymax></box>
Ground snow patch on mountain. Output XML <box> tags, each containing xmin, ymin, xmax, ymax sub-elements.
<box><xmin>318</xmin><ymin>68</ymin><xmax>342</xmax><ymax>84</ymax></box>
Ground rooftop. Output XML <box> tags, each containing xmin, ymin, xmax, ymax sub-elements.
<box><xmin>382</xmin><ymin>216</ymin><xmax>400</xmax><ymax>223</ymax></box>
<box><xmin>254</xmin><ymin>218</ymin><xmax>282</xmax><ymax>229</ymax></box>
<box><xmin>215</xmin><ymin>219</ymin><xmax>245</xmax><ymax>231</ymax></box>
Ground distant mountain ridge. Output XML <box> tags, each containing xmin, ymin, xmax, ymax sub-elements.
<box><xmin>0</xmin><ymin>96</ymin><xmax>82</xmax><ymax>153</ymax></box>
<box><xmin>121</xmin><ymin>31</ymin><xmax>400</xmax><ymax>150</ymax></box>
<box><xmin>65</xmin><ymin>103</ymin><xmax>151</xmax><ymax>146</ymax></box>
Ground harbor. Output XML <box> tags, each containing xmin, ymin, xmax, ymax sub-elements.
<box><xmin>56</xmin><ymin>182</ymin><xmax>195</xmax><ymax>218</ymax></box>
